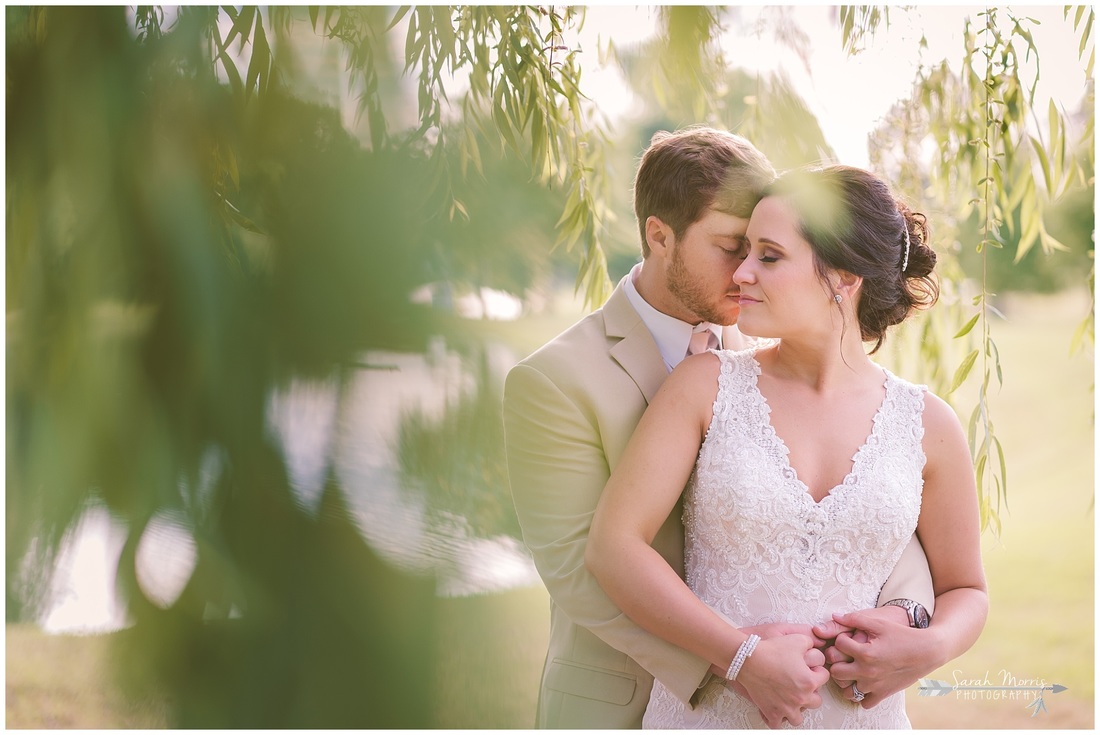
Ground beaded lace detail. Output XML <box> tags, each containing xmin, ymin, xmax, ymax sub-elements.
<box><xmin>644</xmin><ymin>348</ymin><xmax>926</xmax><ymax>730</ymax></box>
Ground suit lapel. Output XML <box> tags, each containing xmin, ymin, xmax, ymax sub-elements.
<box><xmin>603</xmin><ymin>278</ymin><xmax>668</xmax><ymax>404</ymax></box>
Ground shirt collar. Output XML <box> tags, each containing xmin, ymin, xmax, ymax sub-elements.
<box><xmin>623</xmin><ymin>262</ymin><xmax>722</xmax><ymax>372</ymax></box>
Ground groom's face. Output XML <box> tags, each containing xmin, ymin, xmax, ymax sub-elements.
<box><xmin>665</xmin><ymin>207</ymin><xmax>750</xmax><ymax>327</ymax></box>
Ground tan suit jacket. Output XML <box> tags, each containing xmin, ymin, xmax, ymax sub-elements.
<box><xmin>503</xmin><ymin>276</ymin><xmax>933</xmax><ymax>729</ymax></box>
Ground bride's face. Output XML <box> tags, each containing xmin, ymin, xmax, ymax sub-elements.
<box><xmin>735</xmin><ymin>196</ymin><xmax>839</xmax><ymax>340</ymax></box>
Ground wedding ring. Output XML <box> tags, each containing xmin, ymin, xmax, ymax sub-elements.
<box><xmin>852</xmin><ymin>684</ymin><xmax>866</xmax><ymax>702</ymax></box>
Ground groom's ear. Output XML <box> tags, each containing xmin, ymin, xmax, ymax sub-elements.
<box><xmin>645</xmin><ymin>216</ymin><xmax>674</xmax><ymax>257</ymax></box>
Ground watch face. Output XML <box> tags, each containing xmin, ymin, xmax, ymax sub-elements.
<box><xmin>913</xmin><ymin>605</ymin><xmax>930</xmax><ymax>628</ymax></box>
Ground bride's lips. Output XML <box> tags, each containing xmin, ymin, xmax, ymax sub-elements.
<box><xmin>738</xmin><ymin>295</ymin><xmax>760</xmax><ymax>305</ymax></box>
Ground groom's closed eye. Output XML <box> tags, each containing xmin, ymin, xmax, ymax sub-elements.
<box><xmin>723</xmin><ymin>238</ymin><xmax>749</xmax><ymax>258</ymax></box>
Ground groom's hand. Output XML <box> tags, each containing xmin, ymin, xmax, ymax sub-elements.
<box><xmin>813</xmin><ymin>603</ymin><xmax>907</xmax><ymax>645</ymax></box>
<box><xmin>812</xmin><ymin>607</ymin><xmax>930</xmax><ymax>708</ymax></box>
<box><xmin>746</xmin><ymin>621</ymin><xmax>828</xmax><ymax>647</ymax></box>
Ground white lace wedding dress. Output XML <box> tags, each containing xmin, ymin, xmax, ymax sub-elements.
<box><xmin>644</xmin><ymin>348</ymin><xmax>926</xmax><ymax>729</ymax></box>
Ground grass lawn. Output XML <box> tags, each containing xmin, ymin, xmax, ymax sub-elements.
<box><xmin>902</xmin><ymin>290</ymin><xmax>1094</xmax><ymax>729</ymax></box>
<box><xmin>6</xmin><ymin>291</ymin><xmax>1093</xmax><ymax>729</ymax></box>
<box><xmin>5</xmin><ymin>623</ymin><xmax>169</xmax><ymax>728</ymax></box>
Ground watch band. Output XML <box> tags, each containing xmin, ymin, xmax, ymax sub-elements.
<box><xmin>883</xmin><ymin>598</ymin><xmax>930</xmax><ymax>628</ymax></box>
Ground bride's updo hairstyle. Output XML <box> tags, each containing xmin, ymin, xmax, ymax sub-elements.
<box><xmin>764</xmin><ymin>165</ymin><xmax>938</xmax><ymax>352</ymax></box>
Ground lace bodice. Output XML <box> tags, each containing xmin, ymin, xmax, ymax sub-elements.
<box><xmin>644</xmin><ymin>348</ymin><xmax>926</xmax><ymax>729</ymax></box>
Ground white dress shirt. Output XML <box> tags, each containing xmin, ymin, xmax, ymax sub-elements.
<box><xmin>622</xmin><ymin>263</ymin><xmax>722</xmax><ymax>372</ymax></box>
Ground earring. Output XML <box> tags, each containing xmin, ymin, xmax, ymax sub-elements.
<box><xmin>833</xmin><ymin>294</ymin><xmax>843</xmax><ymax>304</ymax></box>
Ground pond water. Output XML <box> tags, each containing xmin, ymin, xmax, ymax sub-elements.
<box><xmin>33</xmin><ymin>338</ymin><xmax>540</xmax><ymax>634</ymax></box>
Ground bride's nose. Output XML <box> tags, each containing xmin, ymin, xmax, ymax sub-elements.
<box><xmin>733</xmin><ymin>259</ymin><xmax>756</xmax><ymax>285</ymax></box>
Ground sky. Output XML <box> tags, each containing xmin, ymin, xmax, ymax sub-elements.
<box><xmin>576</xmin><ymin>5</ymin><xmax>1091</xmax><ymax>167</ymax></box>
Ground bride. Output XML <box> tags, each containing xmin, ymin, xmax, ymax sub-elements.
<box><xmin>587</xmin><ymin>165</ymin><xmax>988</xmax><ymax>728</ymax></box>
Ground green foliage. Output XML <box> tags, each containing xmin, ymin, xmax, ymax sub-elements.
<box><xmin>613</xmin><ymin>22</ymin><xmax>836</xmax><ymax>174</ymax></box>
<box><xmin>838</xmin><ymin>6</ymin><xmax>890</xmax><ymax>55</ymax></box>
<box><xmin>956</xmin><ymin>184</ymin><xmax>1094</xmax><ymax>293</ymax></box>
<box><xmin>422</xmin><ymin>125</ymin><xmax>578</xmax><ymax>296</ymax></box>
<box><xmin>6</xmin><ymin>5</ymin><xmax>646</xmax><ymax>724</ymax></box>
<box><xmin>8</xmin><ymin>7</ymin><xmax>443</xmax><ymax>726</ymax></box>
<box><xmin>653</xmin><ymin>6</ymin><xmax>727</xmax><ymax>121</ymax></box>
<box><xmin>859</xmin><ymin>7</ymin><xmax>1094</xmax><ymax>532</ymax></box>
<box><xmin>373</xmin><ymin>5</ymin><xmax>616</xmax><ymax>305</ymax></box>
<box><xmin>735</xmin><ymin>73</ymin><xmax>837</xmax><ymax>170</ymax></box>
<box><xmin>142</xmin><ymin>5</ymin><xmax>619</xmax><ymax>305</ymax></box>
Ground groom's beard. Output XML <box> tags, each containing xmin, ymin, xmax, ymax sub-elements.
<box><xmin>666</xmin><ymin>244</ymin><xmax>741</xmax><ymax>327</ymax></box>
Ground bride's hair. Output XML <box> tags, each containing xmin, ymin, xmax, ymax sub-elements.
<box><xmin>764</xmin><ymin>165</ymin><xmax>939</xmax><ymax>353</ymax></box>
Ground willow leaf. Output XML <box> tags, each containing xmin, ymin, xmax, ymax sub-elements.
<box><xmin>225</xmin><ymin>5</ymin><xmax>255</xmax><ymax>50</ymax></box>
<box><xmin>1030</xmin><ymin>134</ymin><xmax>1053</xmax><ymax>195</ymax></box>
<box><xmin>989</xmin><ymin>337</ymin><xmax>1003</xmax><ymax>387</ymax></box>
<box><xmin>954</xmin><ymin>313</ymin><xmax>981</xmax><ymax>338</ymax></box>
<box><xmin>1082</xmin><ymin>10</ymin><xmax>1093</xmax><ymax>58</ymax></box>
<box><xmin>993</xmin><ymin>435</ymin><xmax>1008</xmax><ymax>509</ymax></box>
<box><xmin>387</xmin><ymin>5</ymin><xmax>411</xmax><ymax>32</ymax></box>
<box><xmin>245</xmin><ymin>13</ymin><xmax>269</xmax><ymax>99</ymax></box>
<box><xmin>1015</xmin><ymin>205</ymin><xmax>1040</xmax><ymax>262</ymax></box>
<box><xmin>949</xmin><ymin>350</ymin><xmax>980</xmax><ymax>394</ymax></box>
<box><xmin>1038</xmin><ymin>219</ymin><xmax>1070</xmax><ymax>253</ymax></box>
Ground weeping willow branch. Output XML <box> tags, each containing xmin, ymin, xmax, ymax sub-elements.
<box><xmin>202</xmin><ymin>5</ymin><xmax>617</xmax><ymax>306</ymax></box>
<box><xmin>845</xmin><ymin>7</ymin><xmax>1092</xmax><ymax>532</ymax></box>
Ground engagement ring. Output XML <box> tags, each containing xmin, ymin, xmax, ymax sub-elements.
<box><xmin>852</xmin><ymin>684</ymin><xmax>866</xmax><ymax>702</ymax></box>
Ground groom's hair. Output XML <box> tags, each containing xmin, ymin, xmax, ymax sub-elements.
<box><xmin>633</xmin><ymin>126</ymin><xmax>775</xmax><ymax>257</ymax></box>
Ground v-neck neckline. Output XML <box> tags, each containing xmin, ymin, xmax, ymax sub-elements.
<box><xmin>748</xmin><ymin>351</ymin><xmax>892</xmax><ymax>506</ymax></box>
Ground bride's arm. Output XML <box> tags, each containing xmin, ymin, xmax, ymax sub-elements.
<box><xmin>911</xmin><ymin>392</ymin><xmax>989</xmax><ymax>662</ymax></box>
<box><xmin>823</xmin><ymin>391</ymin><xmax>989</xmax><ymax>706</ymax></box>
<box><xmin>586</xmin><ymin>353</ymin><xmax>829</xmax><ymax>728</ymax></box>
<box><xmin>588</xmin><ymin>354</ymin><xmax>731</xmax><ymax>661</ymax></box>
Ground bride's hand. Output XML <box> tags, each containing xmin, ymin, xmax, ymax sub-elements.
<box><xmin>736</xmin><ymin>634</ymin><xmax>831</xmax><ymax>728</ymax></box>
<box><xmin>814</xmin><ymin>607</ymin><xmax>931</xmax><ymax>708</ymax></box>
<box><xmin>719</xmin><ymin>623</ymin><xmax>826</xmax><ymax>707</ymax></box>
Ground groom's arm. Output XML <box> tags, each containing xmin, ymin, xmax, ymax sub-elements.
<box><xmin>876</xmin><ymin>535</ymin><xmax>935</xmax><ymax>614</ymax></box>
<box><xmin>503</xmin><ymin>362</ymin><xmax>712</xmax><ymax>707</ymax></box>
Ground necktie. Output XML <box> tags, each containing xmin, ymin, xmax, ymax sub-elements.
<box><xmin>688</xmin><ymin>326</ymin><xmax>719</xmax><ymax>357</ymax></box>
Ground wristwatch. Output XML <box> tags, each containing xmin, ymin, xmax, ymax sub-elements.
<box><xmin>883</xmin><ymin>598</ymin><xmax>930</xmax><ymax>629</ymax></box>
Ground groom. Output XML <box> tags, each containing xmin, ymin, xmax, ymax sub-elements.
<box><xmin>503</xmin><ymin>126</ymin><xmax>936</xmax><ymax>728</ymax></box>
